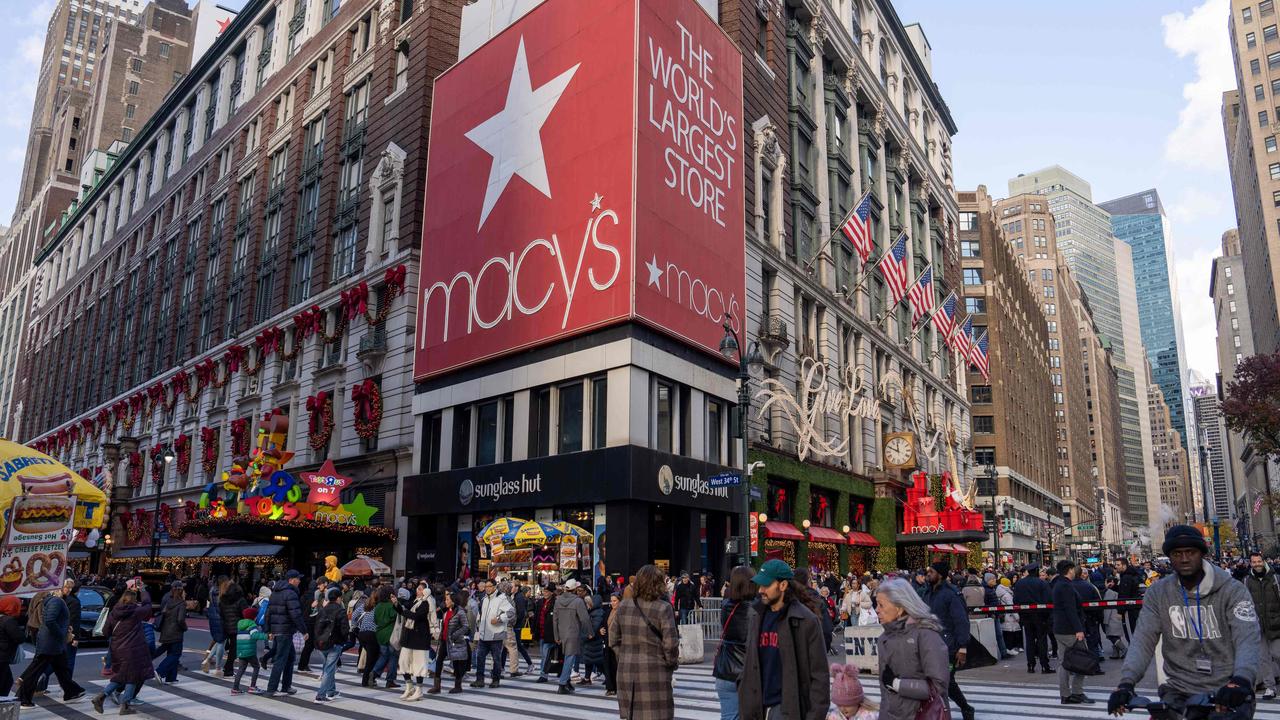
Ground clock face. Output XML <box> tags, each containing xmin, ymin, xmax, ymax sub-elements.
<box><xmin>885</xmin><ymin>436</ymin><xmax>913</xmax><ymax>466</ymax></box>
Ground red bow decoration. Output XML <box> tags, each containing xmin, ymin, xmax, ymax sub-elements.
<box><xmin>174</xmin><ymin>433</ymin><xmax>191</xmax><ymax>475</ymax></box>
<box><xmin>96</xmin><ymin>408</ymin><xmax>110</xmax><ymax>427</ymax></box>
<box><xmin>127</xmin><ymin>451</ymin><xmax>143</xmax><ymax>489</ymax></box>
<box><xmin>342</xmin><ymin>283</ymin><xmax>370</xmax><ymax>322</ymax></box>
<box><xmin>113</xmin><ymin>400</ymin><xmax>129</xmax><ymax>421</ymax></box>
<box><xmin>224</xmin><ymin>345</ymin><xmax>248</xmax><ymax>373</ymax></box>
<box><xmin>230</xmin><ymin>417</ymin><xmax>251</xmax><ymax>458</ymax></box>
<box><xmin>200</xmin><ymin>426</ymin><xmax>220</xmax><ymax>474</ymax></box>
<box><xmin>351</xmin><ymin>381</ymin><xmax>376</xmax><ymax>419</ymax></box>
<box><xmin>195</xmin><ymin>359</ymin><xmax>217</xmax><ymax>387</ymax></box>
<box><xmin>384</xmin><ymin>264</ymin><xmax>408</xmax><ymax>296</ymax></box>
<box><xmin>306</xmin><ymin>392</ymin><xmax>334</xmax><ymax>451</ymax></box>
<box><xmin>68</xmin><ymin>426</ymin><xmax>80</xmax><ymax>445</ymax></box>
<box><xmin>129</xmin><ymin>393</ymin><xmax>145</xmax><ymax>414</ymax></box>
<box><xmin>351</xmin><ymin>380</ymin><xmax>382</xmax><ymax>440</ymax></box>
<box><xmin>772</xmin><ymin>488</ymin><xmax>787</xmax><ymax>517</ymax></box>
<box><xmin>148</xmin><ymin>382</ymin><xmax>164</xmax><ymax>403</ymax></box>
<box><xmin>81</xmin><ymin>418</ymin><xmax>96</xmax><ymax>436</ymax></box>
<box><xmin>55</xmin><ymin>429</ymin><xmax>68</xmax><ymax>449</ymax></box>
<box><xmin>813</xmin><ymin>495</ymin><xmax>830</xmax><ymax>523</ymax></box>
<box><xmin>854</xmin><ymin>503</ymin><xmax>865</xmax><ymax>527</ymax></box>
<box><xmin>256</xmin><ymin>327</ymin><xmax>284</xmax><ymax>356</ymax></box>
<box><xmin>171</xmin><ymin>370</ymin><xmax>190</xmax><ymax>396</ymax></box>
<box><xmin>292</xmin><ymin>308</ymin><xmax>320</xmax><ymax>338</ymax></box>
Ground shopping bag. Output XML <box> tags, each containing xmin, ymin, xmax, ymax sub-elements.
<box><xmin>544</xmin><ymin>644</ymin><xmax>564</xmax><ymax>676</ymax></box>
<box><xmin>292</xmin><ymin>631</ymin><xmax>305</xmax><ymax>655</ymax></box>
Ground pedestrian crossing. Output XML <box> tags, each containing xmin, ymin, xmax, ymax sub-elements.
<box><xmin>17</xmin><ymin>651</ymin><xmax>1280</xmax><ymax>719</ymax></box>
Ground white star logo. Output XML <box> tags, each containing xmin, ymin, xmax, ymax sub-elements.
<box><xmin>465</xmin><ymin>37</ymin><xmax>580</xmax><ymax>231</ymax></box>
<box><xmin>646</xmin><ymin>255</ymin><xmax>663</xmax><ymax>288</ymax></box>
<box><xmin>590</xmin><ymin>193</ymin><xmax>603</xmax><ymax>212</ymax></box>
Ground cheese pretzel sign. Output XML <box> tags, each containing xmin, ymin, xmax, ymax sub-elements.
<box><xmin>25</xmin><ymin>552</ymin><xmax>59</xmax><ymax>589</ymax></box>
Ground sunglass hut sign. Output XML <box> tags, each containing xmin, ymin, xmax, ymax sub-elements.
<box><xmin>414</xmin><ymin>0</ymin><xmax>744</xmax><ymax>380</ymax></box>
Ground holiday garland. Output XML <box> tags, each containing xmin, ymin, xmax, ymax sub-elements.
<box><xmin>230</xmin><ymin>417</ymin><xmax>251</xmax><ymax>458</ymax></box>
<box><xmin>306</xmin><ymin>391</ymin><xmax>335</xmax><ymax>450</ymax></box>
<box><xmin>200</xmin><ymin>426</ymin><xmax>220</xmax><ymax>474</ymax></box>
<box><xmin>149</xmin><ymin>444</ymin><xmax>165</xmax><ymax>485</ymax></box>
<box><xmin>175</xmin><ymin>433</ymin><xmax>191</xmax><ymax>476</ymax></box>
<box><xmin>127</xmin><ymin>451</ymin><xmax>143</xmax><ymax>489</ymax></box>
<box><xmin>351</xmin><ymin>380</ymin><xmax>382</xmax><ymax>440</ymax></box>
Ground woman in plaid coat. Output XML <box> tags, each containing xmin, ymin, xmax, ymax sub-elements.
<box><xmin>609</xmin><ymin>565</ymin><xmax>681</xmax><ymax>720</ymax></box>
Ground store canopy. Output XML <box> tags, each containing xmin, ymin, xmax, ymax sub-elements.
<box><xmin>0</xmin><ymin>438</ymin><xmax>109</xmax><ymax>533</ymax></box>
<box><xmin>847</xmin><ymin>531</ymin><xmax>880</xmax><ymax>547</ymax></box>
<box><xmin>205</xmin><ymin>544</ymin><xmax>284</xmax><ymax>558</ymax></box>
<box><xmin>950</xmin><ymin>544</ymin><xmax>971</xmax><ymax>554</ymax></box>
<box><xmin>764</xmin><ymin>521</ymin><xmax>805</xmax><ymax>542</ymax></box>
<box><xmin>110</xmin><ymin>545</ymin><xmax>214</xmax><ymax>559</ymax></box>
<box><xmin>807</xmin><ymin>526</ymin><xmax>846</xmax><ymax>544</ymax></box>
<box><xmin>478</xmin><ymin>517</ymin><xmax>527</xmax><ymax>543</ymax></box>
<box><xmin>928</xmin><ymin>543</ymin><xmax>970</xmax><ymax>554</ymax></box>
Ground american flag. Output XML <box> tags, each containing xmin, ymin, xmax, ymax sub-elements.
<box><xmin>877</xmin><ymin>233</ymin><xmax>910</xmax><ymax>305</ymax></box>
<box><xmin>949</xmin><ymin>315</ymin><xmax>974</xmax><ymax>356</ymax></box>
<box><xmin>931</xmin><ymin>292</ymin><xmax>958</xmax><ymax>339</ymax></box>
<box><xmin>907</xmin><ymin>264</ymin><xmax>935</xmax><ymax>327</ymax></box>
<box><xmin>968</xmin><ymin>331</ymin><xmax>990</xmax><ymax>381</ymax></box>
<box><xmin>840</xmin><ymin>192</ymin><xmax>874</xmax><ymax>263</ymax></box>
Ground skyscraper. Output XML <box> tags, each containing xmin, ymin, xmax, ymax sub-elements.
<box><xmin>1224</xmin><ymin>1</ymin><xmax>1280</xmax><ymax>356</ymax></box>
<box><xmin>1190</xmin><ymin>377</ymin><xmax>1233</xmax><ymax>522</ymax></box>
<box><xmin>1008</xmin><ymin>166</ymin><xmax>1159</xmax><ymax>531</ymax></box>
<box><xmin>1100</xmin><ymin>190</ymin><xmax>1194</xmax><ymax>458</ymax></box>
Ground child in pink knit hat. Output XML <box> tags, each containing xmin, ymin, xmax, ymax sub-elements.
<box><xmin>828</xmin><ymin>662</ymin><xmax>878</xmax><ymax>719</ymax></box>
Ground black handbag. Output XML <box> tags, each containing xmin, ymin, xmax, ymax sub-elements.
<box><xmin>712</xmin><ymin>604</ymin><xmax>744</xmax><ymax>681</ymax></box>
<box><xmin>1062</xmin><ymin>640</ymin><xmax>1100</xmax><ymax>675</ymax></box>
<box><xmin>544</xmin><ymin>643</ymin><xmax>564</xmax><ymax>675</ymax></box>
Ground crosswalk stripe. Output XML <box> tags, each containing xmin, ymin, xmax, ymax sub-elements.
<box><xmin>22</xmin><ymin>654</ymin><xmax>1280</xmax><ymax>720</ymax></box>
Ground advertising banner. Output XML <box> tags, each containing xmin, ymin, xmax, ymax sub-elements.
<box><xmin>0</xmin><ymin>494</ymin><xmax>76</xmax><ymax>596</ymax></box>
<box><xmin>415</xmin><ymin>0</ymin><xmax>743</xmax><ymax>379</ymax></box>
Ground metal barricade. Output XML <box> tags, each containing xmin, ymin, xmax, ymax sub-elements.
<box><xmin>685</xmin><ymin>606</ymin><xmax>723</xmax><ymax>642</ymax></box>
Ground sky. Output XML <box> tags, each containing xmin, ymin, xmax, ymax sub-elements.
<box><xmin>895</xmin><ymin>0</ymin><xmax>1236</xmax><ymax>380</ymax></box>
<box><xmin>0</xmin><ymin>0</ymin><xmax>1238</xmax><ymax>378</ymax></box>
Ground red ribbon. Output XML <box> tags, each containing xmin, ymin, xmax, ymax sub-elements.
<box><xmin>230</xmin><ymin>417</ymin><xmax>250</xmax><ymax>457</ymax></box>
<box><xmin>256</xmin><ymin>327</ymin><xmax>284</xmax><ymax>355</ymax></box>
<box><xmin>384</xmin><ymin>264</ymin><xmax>407</xmax><ymax>296</ymax></box>
<box><xmin>351</xmin><ymin>380</ymin><xmax>377</xmax><ymax>420</ymax></box>
<box><xmin>171</xmin><ymin>370</ymin><xmax>190</xmax><ymax>395</ymax></box>
<box><xmin>225</xmin><ymin>345</ymin><xmax>248</xmax><ymax>372</ymax></box>
<box><xmin>129</xmin><ymin>393</ymin><xmax>145</xmax><ymax>413</ymax></box>
<box><xmin>69</xmin><ymin>426</ymin><xmax>81</xmax><ymax>444</ymax></box>
<box><xmin>96</xmin><ymin>408</ymin><xmax>110</xmax><ymax>426</ymax></box>
<box><xmin>342</xmin><ymin>283</ymin><xmax>370</xmax><ymax>321</ymax></box>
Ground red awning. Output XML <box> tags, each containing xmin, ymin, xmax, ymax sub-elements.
<box><xmin>764</xmin><ymin>521</ymin><xmax>806</xmax><ymax>541</ymax></box>
<box><xmin>847</xmin><ymin>531</ymin><xmax>880</xmax><ymax>547</ymax></box>
<box><xmin>950</xmin><ymin>544</ymin><xmax>971</xmax><ymax>554</ymax></box>
<box><xmin>928</xmin><ymin>543</ymin><xmax>950</xmax><ymax>553</ymax></box>
<box><xmin>928</xmin><ymin>543</ymin><xmax>969</xmax><ymax>554</ymax></box>
<box><xmin>807</xmin><ymin>526</ymin><xmax>846</xmax><ymax>545</ymax></box>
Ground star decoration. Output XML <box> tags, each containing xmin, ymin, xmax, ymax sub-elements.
<box><xmin>344</xmin><ymin>493</ymin><xmax>379</xmax><ymax>526</ymax></box>
<box><xmin>216</xmin><ymin>16</ymin><xmax>232</xmax><ymax>34</ymax></box>
<box><xmin>465</xmin><ymin>36</ymin><xmax>580</xmax><ymax>230</ymax></box>
<box><xmin>299</xmin><ymin>460</ymin><xmax>351</xmax><ymax>507</ymax></box>
<box><xmin>590</xmin><ymin>193</ymin><xmax>603</xmax><ymax>212</ymax></box>
<box><xmin>646</xmin><ymin>255</ymin><xmax>663</xmax><ymax>288</ymax></box>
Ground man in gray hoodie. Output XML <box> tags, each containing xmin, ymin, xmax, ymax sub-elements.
<box><xmin>1108</xmin><ymin>525</ymin><xmax>1262</xmax><ymax>717</ymax></box>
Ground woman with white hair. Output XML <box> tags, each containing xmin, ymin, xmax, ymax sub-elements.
<box><xmin>874</xmin><ymin>578</ymin><xmax>951</xmax><ymax>720</ymax></box>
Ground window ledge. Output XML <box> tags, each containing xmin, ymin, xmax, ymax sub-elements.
<box><xmin>383</xmin><ymin>86</ymin><xmax>408</xmax><ymax>106</ymax></box>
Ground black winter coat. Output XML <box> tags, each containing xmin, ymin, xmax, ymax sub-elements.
<box><xmin>531</xmin><ymin>597</ymin><xmax>554</xmax><ymax>642</ymax></box>
<box><xmin>156</xmin><ymin>597</ymin><xmax>187</xmax><ymax>645</ymax></box>
<box><xmin>674</xmin><ymin>581</ymin><xmax>699</xmax><ymax>610</ymax></box>
<box><xmin>1117</xmin><ymin>567</ymin><xmax>1144</xmax><ymax>600</ymax></box>
<box><xmin>1245</xmin><ymin>568</ymin><xmax>1280</xmax><ymax>640</ymax></box>
<box><xmin>712</xmin><ymin>597</ymin><xmax>752</xmax><ymax>682</ymax></box>
<box><xmin>1012</xmin><ymin>575</ymin><xmax>1050</xmax><ymax>605</ymax></box>
<box><xmin>393</xmin><ymin>597</ymin><xmax>435</xmax><ymax>650</ymax></box>
<box><xmin>921</xmin><ymin>581</ymin><xmax>969</xmax><ymax>655</ymax></box>
<box><xmin>267</xmin><ymin>580</ymin><xmax>307</xmax><ymax>637</ymax></box>
<box><xmin>1050</xmin><ymin>575</ymin><xmax>1084</xmax><ymax>635</ymax></box>
<box><xmin>0</xmin><ymin>616</ymin><xmax>23</xmax><ymax>664</ymax></box>
<box><xmin>580</xmin><ymin>600</ymin><xmax>606</xmax><ymax>666</ymax></box>
<box><xmin>313</xmin><ymin>602</ymin><xmax>349</xmax><ymax>650</ymax></box>
<box><xmin>218</xmin><ymin>582</ymin><xmax>248</xmax><ymax>636</ymax></box>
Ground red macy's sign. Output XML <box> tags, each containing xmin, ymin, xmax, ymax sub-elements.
<box><xmin>414</xmin><ymin>0</ymin><xmax>745</xmax><ymax>380</ymax></box>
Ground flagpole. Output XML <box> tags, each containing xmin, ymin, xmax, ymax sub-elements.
<box><xmin>850</xmin><ymin>230</ymin><xmax>905</xmax><ymax>296</ymax></box>
<box><xmin>802</xmin><ymin>191</ymin><xmax>871</xmax><ymax>274</ymax></box>
<box><xmin>908</xmin><ymin>302</ymin><xmax>942</xmax><ymax>343</ymax></box>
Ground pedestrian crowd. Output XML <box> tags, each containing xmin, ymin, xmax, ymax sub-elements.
<box><xmin>8</xmin><ymin>524</ymin><xmax>1280</xmax><ymax>719</ymax></box>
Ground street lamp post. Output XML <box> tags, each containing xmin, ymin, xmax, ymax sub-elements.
<box><xmin>720</xmin><ymin>313</ymin><xmax>763</xmax><ymax>567</ymax></box>
<box><xmin>149</xmin><ymin>443</ymin><xmax>175</xmax><ymax>567</ymax></box>
<box><xmin>986</xmin><ymin>463</ymin><xmax>999</xmax><ymax>570</ymax></box>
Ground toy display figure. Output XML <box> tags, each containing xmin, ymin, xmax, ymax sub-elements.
<box><xmin>324</xmin><ymin>554</ymin><xmax>341</xmax><ymax>582</ymax></box>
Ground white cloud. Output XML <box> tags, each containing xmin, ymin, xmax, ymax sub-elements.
<box><xmin>1166</xmin><ymin>186</ymin><xmax>1227</xmax><ymax>226</ymax></box>
<box><xmin>1162</xmin><ymin>0</ymin><xmax>1236</xmax><ymax>170</ymax></box>
<box><xmin>1175</xmin><ymin>246</ymin><xmax>1220</xmax><ymax>378</ymax></box>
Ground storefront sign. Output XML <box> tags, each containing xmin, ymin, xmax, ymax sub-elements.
<box><xmin>405</xmin><ymin>446</ymin><xmax>739</xmax><ymax>515</ymax></box>
<box><xmin>749</xmin><ymin>512</ymin><xmax>759</xmax><ymax>555</ymax></box>
<box><xmin>414</xmin><ymin>0</ymin><xmax>743</xmax><ymax>379</ymax></box>
<box><xmin>0</xmin><ymin>494</ymin><xmax>76</xmax><ymax>596</ymax></box>
<box><xmin>755</xmin><ymin>358</ymin><xmax>891</xmax><ymax>462</ymax></box>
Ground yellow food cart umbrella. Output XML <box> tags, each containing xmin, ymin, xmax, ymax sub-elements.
<box><xmin>0</xmin><ymin>438</ymin><xmax>109</xmax><ymax>535</ymax></box>
<box><xmin>551</xmin><ymin>521</ymin><xmax>593</xmax><ymax>543</ymax></box>
<box><xmin>511</xmin><ymin>520</ymin><xmax>562</xmax><ymax>548</ymax></box>
<box><xmin>478</xmin><ymin>517</ymin><xmax>527</xmax><ymax>543</ymax></box>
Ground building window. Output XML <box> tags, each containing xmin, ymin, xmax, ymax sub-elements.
<box><xmin>351</xmin><ymin>14</ymin><xmax>372</xmax><ymax>61</ymax></box>
<box><xmin>400</xmin><ymin>0</ymin><xmax>413</xmax><ymax>23</ymax></box>
<box><xmin>420</xmin><ymin>412</ymin><xmax>442</xmax><ymax>473</ymax></box>
<box><xmin>1268</xmin><ymin>50</ymin><xmax>1280</xmax><ymax>68</ymax></box>
<box><xmin>971</xmin><ymin>385</ymin><xmax>992</xmax><ymax>404</ymax></box>
<box><xmin>476</xmin><ymin>400</ymin><xmax>499</xmax><ymax>465</ymax></box>
<box><xmin>1262</xmin><ymin>110</ymin><xmax>1270</xmax><ymax>127</ymax></box>
<box><xmin>1253</xmin><ymin>58</ymin><xmax>1262</xmax><ymax>74</ymax></box>
<box><xmin>558</xmin><ymin>382</ymin><xmax>584</xmax><ymax>453</ymax></box>
<box><xmin>974</xmin><ymin>447</ymin><xmax>995</xmax><ymax>466</ymax></box>
<box><xmin>1231</xmin><ymin>300</ymin><xmax>1238</xmax><ymax>313</ymax></box>
<box><xmin>1228</xmin><ymin>283</ymin><xmax>1235</xmax><ymax>296</ymax></box>
<box><xmin>973</xmin><ymin>416</ymin><xmax>995</xmax><ymax>434</ymax></box>
<box><xmin>591</xmin><ymin>376</ymin><xmax>608</xmax><ymax>450</ymax></box>
<box><xmin>1232</xmin><ymin>317</ymin><xmax>1239</xmax><ymax>330</ymax></box>
<box><xmin>121</xmin><ymin>127</ymin><xmax>133</xmax><ymax>142</ymax></box>
<box><xmin>451</xmin><ymin>406</ymin><xmax>471</xmax><ymax>469</ymax></box>
<box><xmin>127</xmin><ymin>80</ymin><xmax>138</xmax><ymax>94</ymax></box>
<box><xmin>963</xmin><ymin>268</ymin><xmax>983</xmax><ymax>285</ymax></box>
<box><xmin>1268</xmin><ymin>24</ymin><xmax>1279</xmax><ymax>41</ymax></box>
<box><xmin>1246</xmin><ymin>6</ymin><xmax>1255</xmax><ymax>22</ymax></box>
<box><xmin>1270</xmin><ymin>162</ymin><xmax>1280</xmax><ymax>180</ymax></box>
<box><xmin>394</xmin><ymin>42</ymin><xmax>409</xmax><ymax>93</ymax></box>
<box><xmin>1235</xmin><ymin>335</ymin><xmax>1242</xmax><ymax>347</ymax></box>
<box><xmin>655</xmin><ymin>380</ymin><xmax>674</xmax><ymax>453</ymax></box>
<box><xmin>1047</xmin><ymin>321</ymin><xmax>1057</xmax><ymax>333</ymax></box>
<box><xmin>960</xmin><ymin>239</ymin><xmax>980</xmax><ymax>257</ymax></box>
<box><xmin>159</xmin><ymin>41</ymin><xmax>171</xmax><ymax>58</ymax></box>
<box><xmin>965</xmin><ymin>297</ymin><xmax>986</xmax><ymax>314</ymax></box>
<box><xmin>528</xmin><ymin>386</ymin><xmax>551</xmax><ymax>458</ymax></box>
<box><xmin>706</xmin><ymin>399</ymin><xmax>724</xmax><ymax>464</ymax></box>
<box><xmin>1265</xmin><ymin>0</ymin><xmax>1276</xmax><ymax>15</ymax></box>
<box><xmin>1249</xmin><ymin>31</ymin><xmax>1259</xmax><ymax>48</ymax></box>
<box><xmin>959</xmin><ymin>212</ymin><xmax>978</xmax><ymax>231</ymax></box>
<box><xmin>1258</xmin><ymin>84</ymin><xmax>1266</xmax><ymax>100</ymax></box>
<box><xmin>1269</xmin><ymin>136</ymin><xmax>1278</xmax><ymax>153</ymax></box>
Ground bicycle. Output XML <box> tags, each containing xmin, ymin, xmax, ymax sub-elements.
<box><xmin>1120</xmin><ymin>692</ymin><xmax>1251</xmax><ymax>720</ymax></box>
